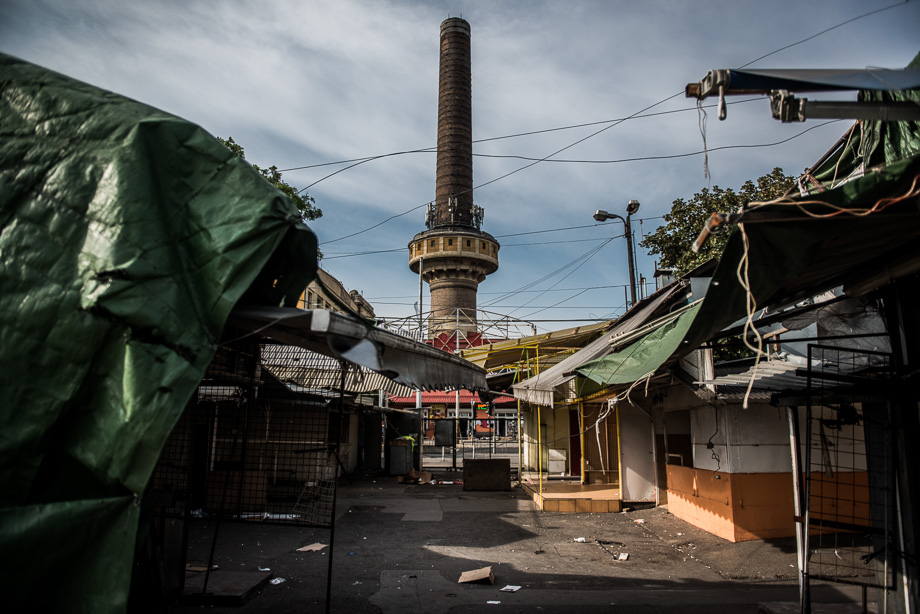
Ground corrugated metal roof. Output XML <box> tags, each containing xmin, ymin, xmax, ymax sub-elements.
<box><xmin>698</xmin><ymin>356</ymin><xmax>871</xmax><ymax>396</ymax></box>
<box><xmin>261</xmin><ymin>344</ymin><xmax>416</xmax><ymax>396</ymax></box>
<box><xmin>458</xmin><ymin>319</ymin><xmax>615</xmax><ymax>370</ymax></box>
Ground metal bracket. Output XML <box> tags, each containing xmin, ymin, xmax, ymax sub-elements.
<box><xmin>770</xmin><ymin>90</ymin><xmax>920</xmax><ymax>123</ymax></box>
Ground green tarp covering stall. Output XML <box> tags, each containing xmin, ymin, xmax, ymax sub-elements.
<box><xmin>811</xmin><ymin>52</ymin><xmax>920</xmax><ymax>184</ymax></box>
<box><xmin>0</xmin><ymin>53</ymin><xmax>317</xmax><ymax>612</ymax></box>
<box><xmin>576</xmin><ymin>302</ymin><xmax>701</xmax><ymax>387</ymax></box>
<box><xmin>577</xmin><ymin>151</ymin><xmax>920</xmax><ymax>389</ymax></box>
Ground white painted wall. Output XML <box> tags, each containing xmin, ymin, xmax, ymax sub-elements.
<box><xmin>521</xmin><ymin>406</ymin><xmax>569</xmax><ymax>473</ymax></box>
<box><xmin>691</xmin><ymin>403</ymin><xmax>790</xmax><ymax>472</ymax></box>
<box><xmin>725</xmin><ymin>405</ymin><xmax>792</xmax><ymax>473</ymax></box>
<box><xmin>619</xmin><ymin>402</ymin><xmax>657</xmax><ymax>501</ymax></box>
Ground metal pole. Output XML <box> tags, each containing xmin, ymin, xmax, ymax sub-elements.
<box><xmin>454</xmin><ymin>390</ymin><xmax>460</xmax><ymax>471</ymax></box>
<box><xmin>538</xmin><ymin>404</ymin><xmax>543</xmax><ymax>500</ymax></box>
<box><xmin>325</xmin><ymin>361</ymin><xmax>347</xmax><ymax>614</ymax></box>
<box><xmin>625</xmin><ymin>214</ymin><xmax>637</xmax><ymax>308</ymax></box>
<box><xmin>579</xmin><ymin>401</ymin><xmax>586</xmax><ymax>485</ymax></box>
<box><xmin>787</xmin><ymin>406</ymin><xmax>806</xmax><ymax>609</ymax></box>
<box><xmin>418</xmin><ymin>257</ymin><xmax>424</xmax><ymax>340</ymax></box>
<box><xmin>517</xmin><ymin>399</ymin><xmax>523</xmax><ymax>483</ymax></box>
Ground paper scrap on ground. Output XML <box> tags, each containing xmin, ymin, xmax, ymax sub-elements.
<box><xmin>500</xmin><ymin>585</ymin><xmax>521</xmax><ymax>592</ymax></box>
<box><xmin>458</xmin><ymin>566</ymin><xmax>495</xmax><ymax>584</ymax></box>
<box><xmin>487</xmin><ymin>601</ymin><xmax>501</xmax><ymax>605</ymax></box>
<box><xmin>618</xmin><ymin>553</ymin><xmax>629</xmax><ymax>561</ymax></box>
<box><xmin>297</xmin><ymin>543</ymin><xmax>328</xmax><ymax>552</ymax></box>
<box><xmin>270</xmin><ymin>578</ymin><xmax>286</xmax><ymax>585</ymax></box>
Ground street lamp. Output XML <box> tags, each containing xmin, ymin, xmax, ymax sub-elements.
<box><xmin>594</xmin><ymin>199</ymin><xmax>641</xmax><ymax>308</ymax></box>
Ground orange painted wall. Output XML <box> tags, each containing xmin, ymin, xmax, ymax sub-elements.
<box><xmin>667</xmin><ymin>465</ymin><xmax>739</xmax><ymax>542</ymax></box>
<box><xmin>667</xmin><ymin>466</ymin><xmax>870</xmax><ymax>542</ymax></box>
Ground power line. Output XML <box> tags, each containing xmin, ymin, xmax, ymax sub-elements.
<box><xmin>323</xmin><ymin>236</ymin><xmax>611</xmax><ymax>259</ymax></box>
<box><xmin>370</xmin><ymin>301</ymin><xmax>625</xmax><ymax>308</ymax></box>
<box><xmin>322</xmin><ymin>202</ymin><xmax>428</xmax><ymax>245</ymax></box>
<box><xmin>739</xmin><ymin>1</ymin><xmax>908</xmax><ymax>68</ymax></box>
<box><xmin>323</xmin><ymin>247</ymin><xmax>406</xmax><ymax>259</ymax></box>
<box><xmin>366</xmin><ymin>284</ymin><xmax>625</xmax><ymax>300</ymax></box>
<box><xmin>318</xmin><ymin>91</ymin><xmax>686</xmax><ymax>245</ymax></box>
<box><xmin>320</xmin><ymin>119</ymin><xmax>839</xmax><ymax>246</ymax></box>
<box><xmin>481</xmin><ymin>237</ymin><xmax>615</xmax><ymax>309</ymax></box>
<box><xmin>471</xmin><ymin>120</ymin><xmax>843</xmax><ymax>164</ymax></box>
<box><xmin>319</xmin><ymin>4</ymin><xmax>904</xmax><ymax>267</ymax></box>
<box><xmin>279</xmin><ymin>98</ymin><xmax>761</xmax><ymax>174</ymax></box>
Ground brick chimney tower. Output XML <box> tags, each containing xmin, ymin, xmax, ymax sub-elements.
<box><xmin>408</xmin><ymin>17</ymin><xmax>499</xmax><ymax>339</ymax></box>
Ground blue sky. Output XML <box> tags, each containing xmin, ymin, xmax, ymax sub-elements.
<box><xmin>3</xmin><ymin>0</ymin><xmax>918</xmax><ymax>331</ymax></box>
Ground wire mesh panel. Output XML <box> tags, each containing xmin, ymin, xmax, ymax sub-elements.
<box><xmin>291</xmin><ymin>451</ymin><xmax>339</xmax><ymax>527</ymax></box>
<box><xmin>804</xmin><ymin>344</ymin><xmax>895</xmax><ymax>592</ymax></box>
<box><xmin>151</xmin><ymin>340</ymin><xmax>346</xmax><ymax>528</ymax></box>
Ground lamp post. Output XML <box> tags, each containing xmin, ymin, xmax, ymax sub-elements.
<box><xmin>594</xmin><ymin>200</ymin><xmax>641</xmax><ymax>309</ymax></box>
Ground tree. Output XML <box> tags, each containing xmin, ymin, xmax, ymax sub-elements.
<box><xmin>639</xmin><ymin>167</ymin><xmax>795</xmax><ymax>276</ymax></box>
<box><xmin>217</xmin><ymin>136</ymin><xmax>322</xmax><ymax>221</ymax></box>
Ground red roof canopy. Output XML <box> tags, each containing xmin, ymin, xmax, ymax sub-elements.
<box><xmin>388</xmin><ymin>390</ymin><xmax>515</xmax><ymax>406</ymax></box>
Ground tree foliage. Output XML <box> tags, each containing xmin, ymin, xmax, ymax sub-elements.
<box><xmin>217</xmin><ymin>136</ymin><xmax>322</xmax><ymax>221</ymax></box>
<box><xmin>639</xmin><ymin>167</ymin><xmax>795</xmax><ymax>276</ymax></box>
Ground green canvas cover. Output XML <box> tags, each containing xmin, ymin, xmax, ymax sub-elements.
<box><xmin>683</xmin><ymin>152</ymin><xmax>920</xmax><ymax>354</ymax></box>
<box><xmin>576</xmin><ymin>150</ymin><xmax>920</xmax><ymax>391</ymax></box>
<box><xmin>811</xmin><ymin>52</ymin><xmax>920</xmax><ymax>186</ymax></box>
<box><xmin>575</xmin><ymin>303</ymin><xmax>701</xmax><ymax>387</ymax></box>
<box><xmin>0</xmin><ymin>53</ymin><xmax>317</xmax><ymax>612</ymax></box>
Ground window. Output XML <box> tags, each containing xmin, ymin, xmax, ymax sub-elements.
<box><xmin>466</xmin><ymin>239</ymin><xmax>471</xmax><ymax>247</ymax></box>
<box><xmin>448</xmin><ymin>239</ymin><xmax>453</xmax><ymax>246</ymax></box>
<box><xmin>430</xmin><ymin>240</ymin><xmax>435</xmax><ymax>247</ymax></box>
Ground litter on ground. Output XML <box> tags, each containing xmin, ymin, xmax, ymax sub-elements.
<box><xmin>458</xmin><ymin>566</ymin><xmax>495</xmax><ymax>584</ymax></box>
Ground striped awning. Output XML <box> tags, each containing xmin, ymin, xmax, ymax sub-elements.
<box><xmin>261</xmin><ymin>343</ymin><xmax>416</xmax><ymax>396</ymax></box>
<box><xmin>228</xmin><ymin>306</ymin><xmax>487</xmax><ymax>392</ymax></box>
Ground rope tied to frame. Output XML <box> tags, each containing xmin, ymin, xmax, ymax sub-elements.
<box><xmin>697</xmin><ymin>98</ymin><xmax>711</xmax><ymax>185</ymax></box>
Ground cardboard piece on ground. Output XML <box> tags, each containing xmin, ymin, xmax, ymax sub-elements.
<box><xmin>399</xmin><ymin>470</ymin><xmax>433</xmax><ymax>484</ymax></box>
<box><xmin>185</xmin><ymin>564</ymin><xmax>219</xmax><ymax>572</ymax></box>
<box><xmin>458</xmin><ymin>566</ymin><xmax>495</xmax><ymax>584</ymax></box>
<box><xmin>296</xmin><ymin>543</ymin><xmax>328</xmax><ymax>552</ymax></box>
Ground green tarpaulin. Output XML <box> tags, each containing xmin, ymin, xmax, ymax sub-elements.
<box><xmin>812</xmin><ymin>52</ymin><xmax>920</xmax><ymax>184</ymax></box>
<box><xmin>576</xmin><ymin>151</ymin><xmax>920</xmax><ymax>391</ymax></box>
<box><xmin>576</xmin><ymin>303</ymin><xmax>701</xmax><ymax>386</ymax></box>
<box><xmin>0</xmin><ymin>53</ymin><xmax>316</xmax><ymax>612</ymax></box>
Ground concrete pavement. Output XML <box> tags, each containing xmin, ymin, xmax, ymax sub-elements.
<box><xmin>174</xmin><ymin>472</ymin><xmax>869</xmax><ymax>613</ymax></box>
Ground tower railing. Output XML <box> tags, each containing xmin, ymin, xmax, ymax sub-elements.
<box><xmin>376</xmin><ymin>308</ymin><xmax>537</xmax><ymax>351</ymax></box>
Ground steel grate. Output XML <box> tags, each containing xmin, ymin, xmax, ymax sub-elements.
<box><xmin>803</xmin><ymin>344</ymin><xmax>895</xmax><ymax>591</ymax></box>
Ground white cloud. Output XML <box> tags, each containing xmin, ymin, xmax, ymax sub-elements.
<box><xmin>3</xmin><ymin>0</ymin><xmax>918</xmax><ymax>326</ymax></box>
